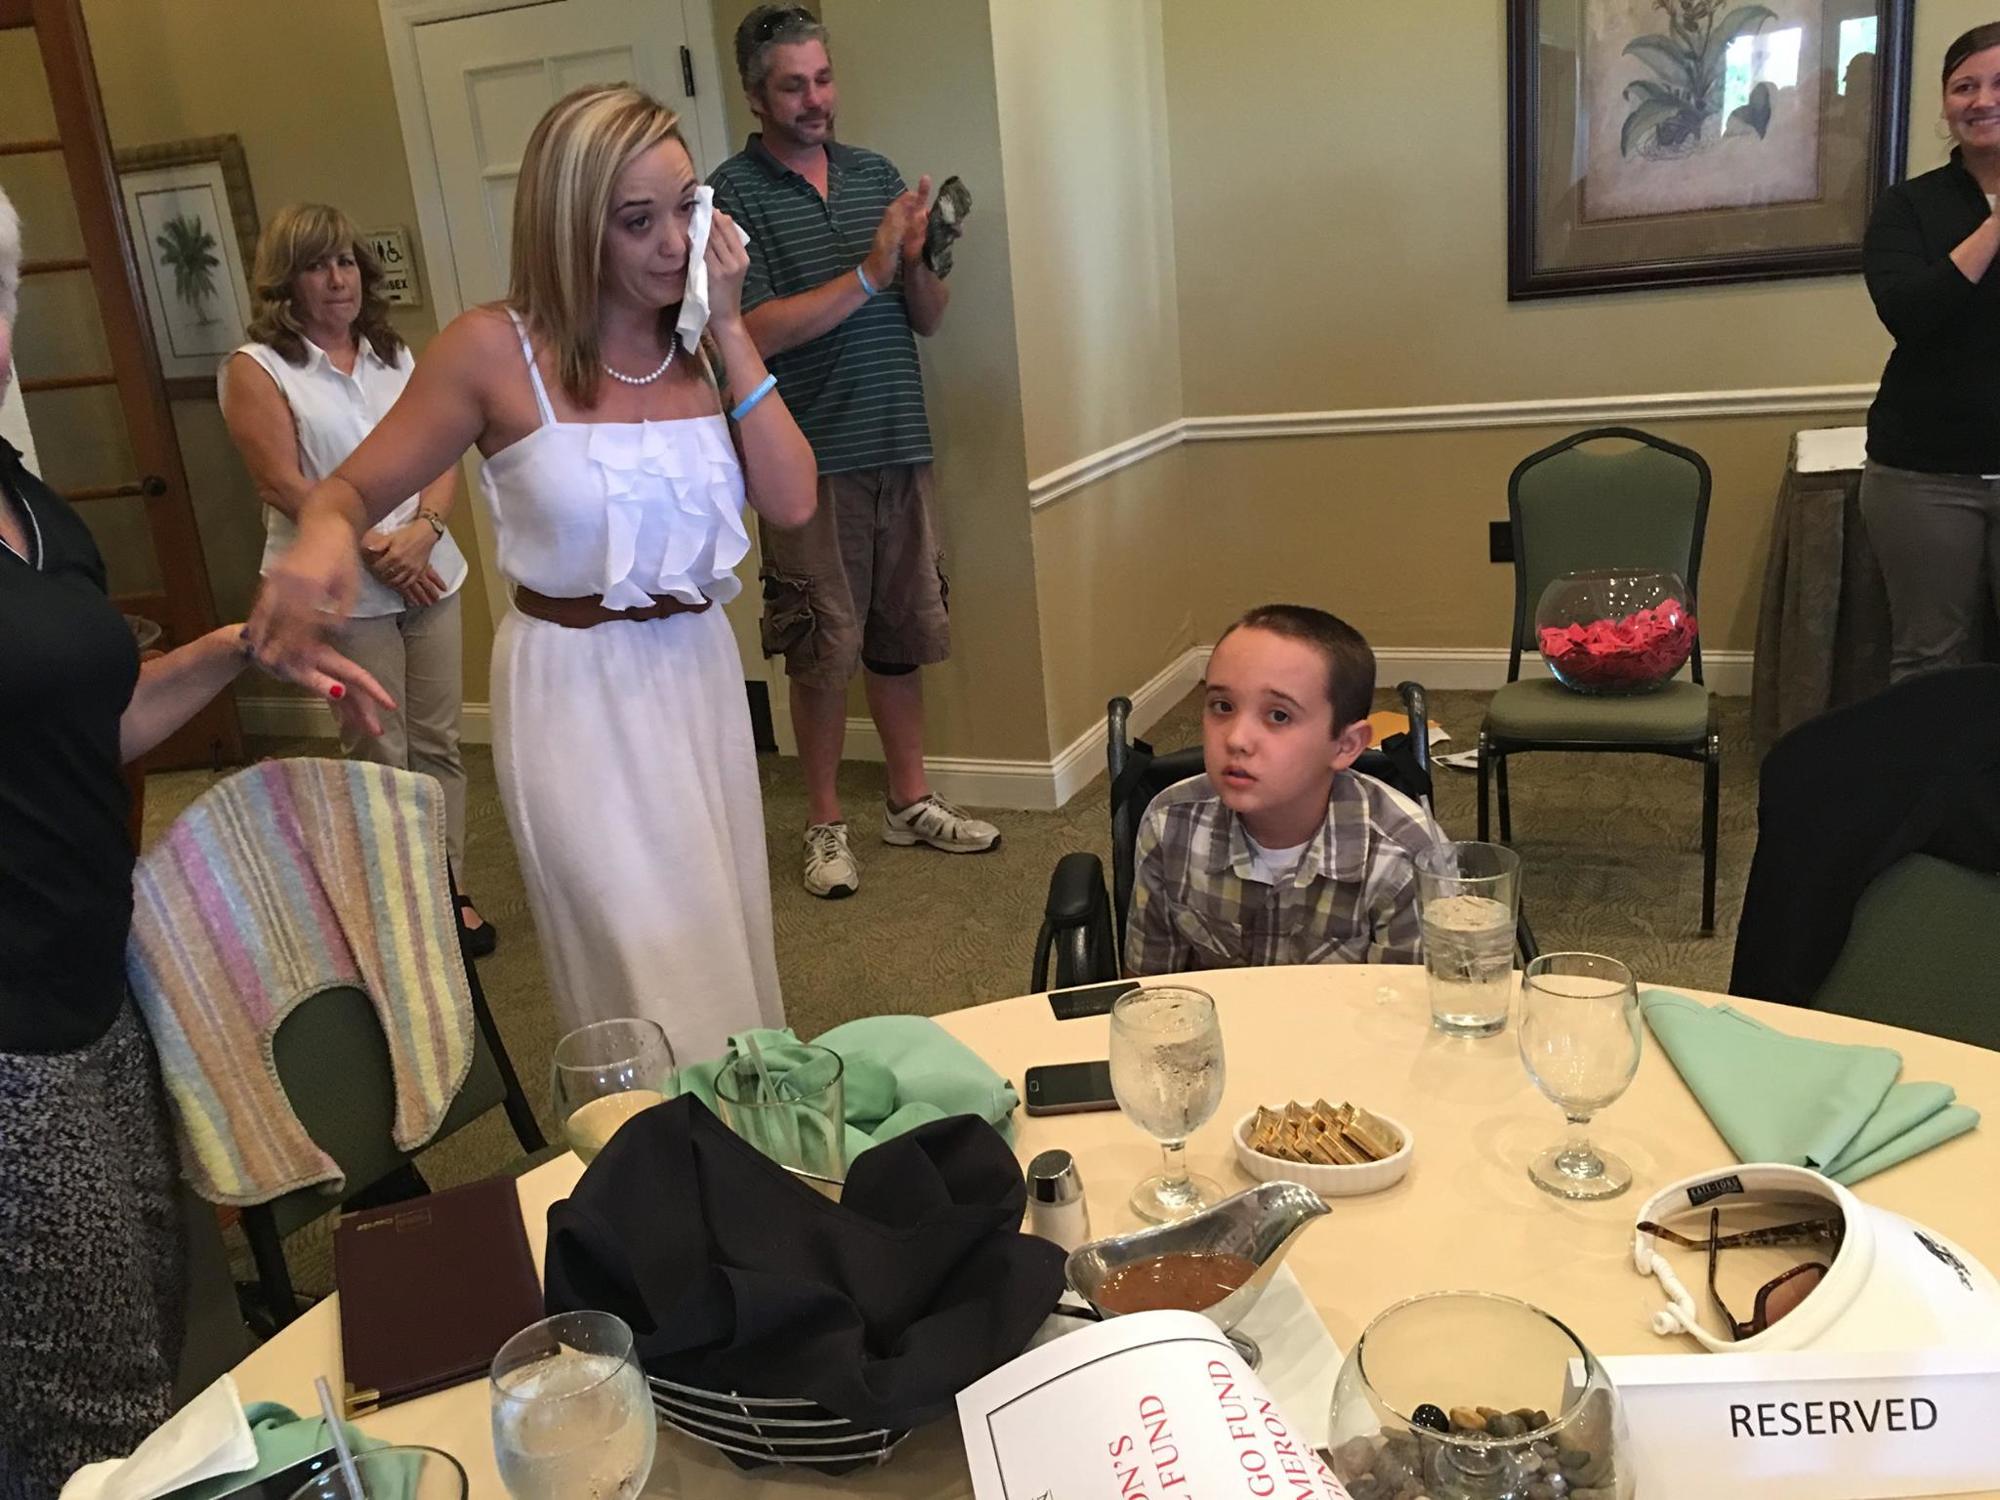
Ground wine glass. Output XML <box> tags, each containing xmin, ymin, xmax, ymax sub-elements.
<box><xmin>491</xmin><ymin>1310</ymin><xmax>656</xmax><ymax>1500</ymax></box>
<box><xmin>1109</xmin><ymin>986</ymin><xmax>1227</xmax><ymax>1223</ymax></box>
<box><xmin>552</xmin><ymin>1018</ymin><xmax>676</xmax><ymax>1164</ymax></box>
<box><xmin>1518</xmin><ymin>953</ymin><xmax>1642</xmax><ymax>1200</ymax></box>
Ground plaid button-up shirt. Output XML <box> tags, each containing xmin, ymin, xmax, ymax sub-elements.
<box><xmin>1124</xmin><ymin>771</ymin><xmax>1441</xmax><ymax>977</ymax></box>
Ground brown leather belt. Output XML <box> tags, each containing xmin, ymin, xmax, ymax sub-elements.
<box><xmin>514</xmin><ymin>587</ymin><xmax>713</xmax><ymax>629</ymax></box>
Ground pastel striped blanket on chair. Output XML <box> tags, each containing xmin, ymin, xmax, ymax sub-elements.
<box><xmin>127</xmin><ymin>758</ymin><xmax>475</xmax><ymax>1206</ymax></box>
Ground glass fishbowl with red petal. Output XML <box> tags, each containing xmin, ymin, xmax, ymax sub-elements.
<box><xmin>1535</xmin><ymin>571</ymin><xmax>1697</xmax><ymax>695</ymax></box>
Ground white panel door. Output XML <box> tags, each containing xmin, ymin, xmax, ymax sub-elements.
<box><xmin>412</xmin><ymin>0</ymin><xmax>774</xmax><ymax>713</ymax></box>
<box><xmin>414</xmin><ymin>0</ymin><xmax>716</xmax><ymax>309</ymax></box>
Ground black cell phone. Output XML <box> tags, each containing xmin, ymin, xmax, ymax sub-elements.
<box><xmin>1048</xmin><ymin>979</ymin><xmax>1139</xmax><ymax>1021</ymax></box>
<box><xmin>1023</xmin><ymin>1060</ymin><xmax>1118</xmax><ymax>1116</ymax></box>
<box><xmin>221</xmin><ymin>1450</ymin><xmax>337</xmax><ymax>1499</ymax></box>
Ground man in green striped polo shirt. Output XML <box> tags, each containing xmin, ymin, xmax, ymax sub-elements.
<box><xmin>713</xmin><ymin>4</ymin><xmax>1000</xmax><ymax>900</ymax></box>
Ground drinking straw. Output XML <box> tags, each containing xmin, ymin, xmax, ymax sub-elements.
<box><xmin>314</xmin><ymin>1376</ymin><xmax>363</xmax><ymax>1497</ymax></box>
<box><xmin>743</xmin><ymin>1032</ymin><xmax>787</xmax><ymax>1101</ymax></box>
<box><xmin>741</xmin><ymin>1033</ymin><xmax>805</xmax><ymax>1168</ymax></box>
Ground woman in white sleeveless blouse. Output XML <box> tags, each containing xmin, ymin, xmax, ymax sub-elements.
<box><xmin>247</xmin><ymin>87</ymin><xmax>817</xmax><ymax>1063</ymax></box>
<box><xmin>220</xmin><ymin>202</ymin><xmax>495</xmax><ymax>955</ymax></box>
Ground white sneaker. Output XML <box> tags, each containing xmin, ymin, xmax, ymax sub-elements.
<box><xmin>803</xmin><ymin>822</ymin><xmax>859</xmax><ymax>899</ymax></box>
<box><xmin>882</xmin><ymin>793</ymin><xmax>1001</xmax><ymax>854</ymax></box>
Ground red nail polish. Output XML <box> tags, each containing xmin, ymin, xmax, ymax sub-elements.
<box><xmin>328</xmin><ymin>683</ymin><xmax>346</xmax><ymax>700</ymax></box>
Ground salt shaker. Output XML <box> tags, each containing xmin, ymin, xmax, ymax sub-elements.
<box><xmin>1026</xmin><ymin>1148</ymin><xmax>1091</xmax><ymax>1252</ymax></box>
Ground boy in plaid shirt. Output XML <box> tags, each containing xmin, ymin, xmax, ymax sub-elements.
<box><xmin>1125</xmin><ymin>605</ymin><xmax>1441</xmax><ymax>976</ymax></box>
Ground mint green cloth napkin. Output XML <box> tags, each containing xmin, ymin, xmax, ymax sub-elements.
<box><xmin>1640</xmin><ymin>989</ymin><xmax>1978</xmax><ymax>1185</ymax></box>
<box><xmin>173</xmin><ymin>1403</ymin><xmax>390</xmax><ymax>1500</ymax></box>
<box><xmin>675</xmin><ymin>1015</ymin><xmax>1019</xmax><ymax>1167</ymax></box>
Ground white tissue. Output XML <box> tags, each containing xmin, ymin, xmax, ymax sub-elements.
<box><xmin>676</xmin><ymin>184</ymin><xmax>752</xmax><ymax>353</ymax></box>
<box><xmin>60</xmin><ymin>1375</ymin><xmax>258</xmax><ymax>1500</ymax></box>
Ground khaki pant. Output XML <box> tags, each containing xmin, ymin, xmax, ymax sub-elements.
<box><xmin>1859</xmin><ymin>461</ymin><xmax>2000</xmax><ymax>682</ymax></box>
<box><xmin>757</xmin><ymin>464</ymin><xmax>950</xmax><ymax>690</ymax></box>
<box><xmin>337</xmin><ymin>591</ymin><xmax>468</xmax><ymax>869</ymax></box>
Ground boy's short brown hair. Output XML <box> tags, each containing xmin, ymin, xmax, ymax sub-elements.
<box><xmin>1218</xmin><ymin>605</ymin><xmax>1376</xmax><ymax>733</ymax></box>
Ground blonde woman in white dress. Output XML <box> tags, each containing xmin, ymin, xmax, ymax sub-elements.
<box><xmin>248</xmin><ymin>86</ymin><xmax>816</xmax><ymax>1062</ymax></box>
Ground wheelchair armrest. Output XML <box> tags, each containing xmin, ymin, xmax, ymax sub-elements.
<box><xmin>1395</xmin><ymin>679</ymin><xmax>1430</xmax><ymax>773</ymax></box>
<box><xmin>1046</xmin><ymin>852</ymin><xmax>1107</xmax><ymax>925</ymax></box>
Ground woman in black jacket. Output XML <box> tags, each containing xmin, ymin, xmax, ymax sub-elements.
<box><xmin>1860</xmin><ymin>22</ymin><xmax>2000</xmax><ymax>680</ymax></box>
<box><xmin>0</xmin><ymin>186</ymin><xmax>388</xmax><ymax>1491</ymax></box>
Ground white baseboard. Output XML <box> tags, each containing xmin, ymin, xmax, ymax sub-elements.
<box><xmin>1049</xmin><ymin>645</ymin><xmax>1209</xmax><ymax>807</ymax></box>
<box><xmin>234</xmin><ymin>644</ymin><xmax>1750</xmax><ymax>810</ymax></box>
<box><xmin>830</xmin><ymin>646</ymin><xmax>1208</xmax><ymax>812</ymax></box>
<box><xmin>236</xmin><ymin>693</ymin><xmax>495</xmax><ymax>744</ymax></box>
<box><xmin>832</xmin><ymin>644</ymin><xmax>1749</xmax><ymax>809</ymax></box>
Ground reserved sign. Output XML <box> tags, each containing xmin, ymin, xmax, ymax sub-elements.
<box><xmin>1588</xmin><ymin>1350</ymin><xmax>2000</xmax><ymax>1499</ymax></box>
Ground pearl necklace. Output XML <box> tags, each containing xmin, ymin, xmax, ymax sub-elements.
<box><xmin>602</xmin><ymin>336</ymin><xmax>678</xmax><ymax>386</ymax></box>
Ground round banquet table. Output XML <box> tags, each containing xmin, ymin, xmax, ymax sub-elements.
<box><xmin>228</xmin><ymin>966</ymin><xmax>2000</xmax><ymax>1497</ymax></box>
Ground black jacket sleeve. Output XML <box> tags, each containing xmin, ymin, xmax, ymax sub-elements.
<box><xmin>1862</xmin><ymin>183</ymin><xmax>1980</xmax><ymax>344</ymax></box>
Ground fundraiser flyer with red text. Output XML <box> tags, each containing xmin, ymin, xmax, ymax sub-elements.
<box><xmin>957</xmin><ymin>1310</ymin><xmax>1350</xmax><ymax>1500</ymax></box>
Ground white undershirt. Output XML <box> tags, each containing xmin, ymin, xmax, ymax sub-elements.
<box><xmin>1242</xmin><ymin>832</ymin><xmax>1310</xmax><ymax>887</ymax></box>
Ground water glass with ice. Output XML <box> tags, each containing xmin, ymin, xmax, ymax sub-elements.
<box><xmin>1108</xmin><ymin>986</ymin><xmax>1227</xmax><ymax>1223</ymax></box>
<box><xmin>1415</xmin><ymin>841</ymin><xmax>1522</xmax><ymax>1038</ymax></box>
<box><xmin>490</xmin><ymin>1310</ymin><xmax>656</xmax><ymax>1500</ymax></box>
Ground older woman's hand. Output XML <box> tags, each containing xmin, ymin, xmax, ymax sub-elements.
<box><xmin>247</xmin><ymin>507</ymin><xmax>395</xmax><ymax>732</ymax></box>
<box><xmin>362</xmin><ymin>519</ymin><xmax>441</xmax><ymax>597</ymax></box>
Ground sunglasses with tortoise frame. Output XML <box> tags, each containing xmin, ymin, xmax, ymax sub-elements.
<box><xmin>752</xmin><ymin>5</ymin><xmax>817</xmax><ymax>44</ymax></box>
<box><xmin>1638</xmin><ymin>1207</ymin><xmax>1845</xmax><ymax>1340</ymax></box>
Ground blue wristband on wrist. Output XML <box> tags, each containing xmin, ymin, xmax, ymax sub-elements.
<box><xmin>856</xmin><ymin>263</ymin><xmax>880</xmax><ymax>298</ymax></box>
<box><xmin>729</xmin><ymin>373</ymin><xmax>779</xmax><ymax>423</ymax></box>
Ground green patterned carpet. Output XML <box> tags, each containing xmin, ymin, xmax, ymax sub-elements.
<box><xmin>143</xmin><ymin>686</ymin><xmax>1755</xmax><ymax>1295</ymax></box>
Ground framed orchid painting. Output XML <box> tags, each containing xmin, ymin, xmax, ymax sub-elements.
<box><xmin>1507</xmin><ymin>0</ymin><xmax>1914</xmax><ymax>298</ymax></box>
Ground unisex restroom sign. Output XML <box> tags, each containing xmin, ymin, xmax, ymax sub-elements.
<box><xmin>364</xmin><ymin>228</ymin><xmax>420</xmax><ymax>307</ymax></box>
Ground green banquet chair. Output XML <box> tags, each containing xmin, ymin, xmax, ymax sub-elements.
<box><xmin>1811</xmin><ymin>853</ymin><xmax>2000</xmax><ymax>1050</ymax></box>
<box><xmin>1476</xmin><ymin>426</ymin><xmax>1721</xmax><ymax>934</ymax></box>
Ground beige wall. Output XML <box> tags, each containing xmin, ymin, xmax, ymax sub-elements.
<box><xmin>20</xmin><ymin>0</ymin><xmax>1978</xmax><ymax>772</ymax></box>
<box><xmin>1027</xmin><ymin>0</ymin><xmax>1996</xmax><ymax>751</ymax></box>
<box><xmin>0</xmin><ymin>3</ymin><xmax>494</xmax><ymax>702</ymax></box>
<box><xmin>990</xmin><ymin>0</ymin><xmax>1186</xmax><ymax>753</ymax></box>
<box><xmin>711</xmin><ymin>0</ymin><xmax>1050</xmax><ymax>760</ymax></box>
<box><xmin>991</xmin><ymin>0</ymin><xmax>1182</xmax><ymax>478</ymax></box>
<box><xmin>1180</xmin><ymin>413</ymin><xmax>1796</xmax><ymax>654</ymax></box>
<box><xmin>1031</xmin><ymin>443</ymin><xmax>1198</xmax><ymax>736</ymax></box>
<box><xmin>84</xmin><ymin>0</ymin><xmax>495</xmax><ymax>704</ymax></box>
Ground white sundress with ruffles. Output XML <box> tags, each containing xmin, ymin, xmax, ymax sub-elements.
<box><xmin>480</xmin><ymin>311</ymin><xmax>783</xmax><ymax>1064</ymax></box>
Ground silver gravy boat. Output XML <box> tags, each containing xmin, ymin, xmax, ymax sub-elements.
<box><xmin>1063</xmin><ymin>1182</ymin><xmax>1329</xmax><ymax>1365</ymax></box>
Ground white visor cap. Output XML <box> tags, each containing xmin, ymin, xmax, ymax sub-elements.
<box><xmin>1633</xmin><ymin>1163</ymin><xmax>2000</xmax><ymax>1354</ymax></box>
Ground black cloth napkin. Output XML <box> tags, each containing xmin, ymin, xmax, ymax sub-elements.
<box><xmin>542</xmin><ymin>1093</ymin><xmax>1065</xmax><ymax>1436</ymax></box>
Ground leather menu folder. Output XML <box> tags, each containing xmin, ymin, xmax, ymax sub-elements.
<box><xmin>335</xmin><ymin>1176</ymin><xmax>542</xmax><ymax>1415</ymax></box>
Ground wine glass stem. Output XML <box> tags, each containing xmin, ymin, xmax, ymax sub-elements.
<box><xmin>1558</xmin><ymin>1113</ymin><xmax>1600</xmax><ymax>1177</ymax></box>
<box><xmin>1160</xmin><ymin>1138</ymin><xmax>1189</xmax><ymax>1189</ymax></box>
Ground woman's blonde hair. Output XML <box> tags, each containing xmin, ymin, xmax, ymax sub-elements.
<box><xmin>246</xmin><ymin>202</ymin><xmax>405</xmax><ymax>366</ymax></box>
<box><xmin>0</xmin><ymin>184</ymin><xmax>21</xmax><ymax>324</ymax></box>
<box><xmin>508</xmin><ymin>84</ymin><xmax>689</xmax><ymax>408</ymax></box>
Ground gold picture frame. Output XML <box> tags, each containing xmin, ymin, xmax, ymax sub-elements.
<box><xmin>1507</xmin><ymin>0</ymin><xmax>1914</xmax><ymax>299</ymax></box>
<box><xmin>115</xmin><ymin>135</ymin><xmax>260</xmax><ymax>398</ymax></box>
